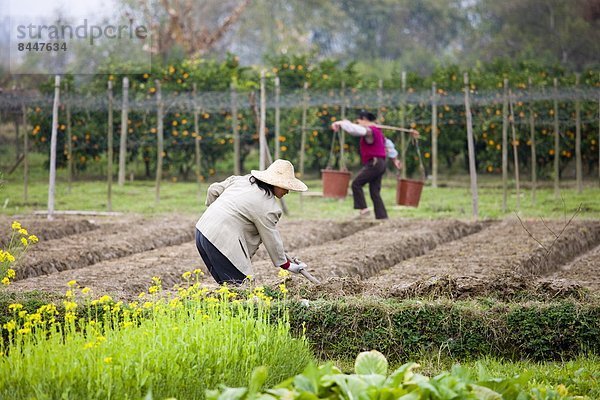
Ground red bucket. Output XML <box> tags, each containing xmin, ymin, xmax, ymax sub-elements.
<box><xmin>321</xmin><ymin>169</ymin><xmax>351</xmax><ymax>199</ymax></box>
<box><xmin>396</xmin><ymin>178</ymin><xmax>424</xmax><ymax>207</ymax></box>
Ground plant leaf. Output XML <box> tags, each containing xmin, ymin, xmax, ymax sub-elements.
<box><xmin>354</xmin><ymin>351</ymin><xmax>388</xmax><ymax>376</ymax></box>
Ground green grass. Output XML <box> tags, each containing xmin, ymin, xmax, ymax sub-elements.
<box><xmin>1</xmin><ymin>152</ymin><xmax>599</xmax><ymax>219</ymax></box>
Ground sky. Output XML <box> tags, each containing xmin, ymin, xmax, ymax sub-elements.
<box><xmin>3</xmin><ymin>0</ymin><xmax>116</xmax><ymax>20</ymax></box>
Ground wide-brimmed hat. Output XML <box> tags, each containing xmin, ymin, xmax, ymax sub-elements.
<box><xmin>251</xmin><ymin>159</ymin><xmax>308</xmax><ymax>192</ymax></box>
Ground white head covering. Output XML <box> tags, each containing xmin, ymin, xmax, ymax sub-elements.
<box><xmin>251</xmin><ymin>159</ymin><xmax>308</xmax><ymax>192</ymax></box>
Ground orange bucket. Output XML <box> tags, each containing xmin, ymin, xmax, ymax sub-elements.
<box><xmin>396</xmin><ymin>178</ymin><xmax>424</xmax><ymax>207</ymax></box>
<box><xmin>321</xmin><ymin>169</ymin><xmax>351</xmax><ymax>199</ymax></box>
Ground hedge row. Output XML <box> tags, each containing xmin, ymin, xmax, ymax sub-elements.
<box><xmin>282</xmin><ymin>298</ymin><xmax>600</xmax><ymax>362</ymax></box>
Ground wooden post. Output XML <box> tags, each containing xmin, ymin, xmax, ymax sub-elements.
<box><xmin>377</xmin><ymin>79</ymin><xmax>383</xmax><ymax>121</ymax></box>
<box><xmin>118</xmin><ymin>77</ymin><xmax>129</xmax><ymax>186</ymax></box>
<box><xmin>553</xmin><ymin>78</ymin><xmax>560</xmax><ymax>197</ymax></box>
<box><xmin>155</xmin><ymin>80</ymin><xmax>164</xmax><ymax>204</ymax></box>
<box><xmin>598</xmin><ymin>77</ymin><xmax>599</xmax><ymax>187</ymax></box>
<box><xmin>47</xmin><ymin>75</ymin><xmax>61</xmax><ymax>221</ymax></box>
<box><xmin>431</xmin><ymin>81</ymin><xmax>438</xmax><ymax>188</ymax></box>
<box><xmin>575</xmin><ymin>73</ymin><xmax>582</xmax><ymax>193</ymax></box>
<box><xmin>259</xmin><ymin>70</ymin><xmax>267</xmax><ymax>170</ymax></box>
<box><xmin>400</xmin><ymin>71</ymin><xmax>407</xmax><ymax>179</ymax></box>
<box><xmin>502</xmin><ymin>78</ymin><xmax>509</xmax><ymax>212</ymax></box>
<box><xmin>22</xmin><ymin>97</ymin><xmax>29</xmax><ymax>202</ymax></box>
<box><xmin>14</xmin><ymin>115</ymin><xmax>19</xmax><ymax>163</ymax></box>
<box><xmin>231</xmin><ymin>81</ymin><xmax>240</xmax><ymax>174</ymax></box>
<box><xmin>274</xmin><ymin>75</ymin><xmax>281</xmax><ymax>161</ymax></box>
<box><xmin>528</xmin><ymin>77</ymin><xmax>537</xmax><ymax>204</ymax></box>
<box><xmin>107</xmin><ymin>80</ymin><xmax>114</xmax><ymax>211</ymax></box>
<box><xmin>508</xmin><ymin>89</ymin><xmax>521</xmax><ymax>210</ymax></box>
<box><xmin>193</xmin><ymin>83</ymin><xmax>202</xmax><ymax>199</ymax></box>
<box><xmin>339</xmin><ymin>81</ymin><xmax>346</xmax><ymax>170</ymax></box>
<box><xmin>464</xmin><ymin>73</ymin><xmax>479</xmax><ymax>219</ymax></box>
<box><xmin>66</xmin><ymin>82</ymin><xmax>73</xmax><ymax>193</ymax></box>
<box><xmin>299</xmin><ymin>81</ymin><xmax>308</xmax><ymax>178</ymax></box>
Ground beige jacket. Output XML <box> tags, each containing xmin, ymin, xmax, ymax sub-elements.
<box><xmin>195</xmin><ymin>175</ymin><xmax>287</xmax><ymax>276</ymax></box>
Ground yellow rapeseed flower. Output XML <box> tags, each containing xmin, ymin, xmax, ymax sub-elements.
<box><xmin>18</xmin><ymin>228</ymin><xmax>28</xmax><ymax>236</ymax></box>
<box><xmin>81</xmin><ymin>287</ymin><xmax>91</xmax><ymax>295</ymax></box>
<box><xmin>278</xmin><ymin>269</ymin><xmax>290</xmax><ymax>278</ymax></box>
<box><xmin>104</xmin><ymin>357</ymin><xmax>113</xmax><ymax>364</ymax></box>
<box><xmin>9</xmin><ymin>303</ymin><xmax>23</xmax><ymax>311</ymax></box>
<box><xmin>182</xmin><ymin>271</ymin><xmax>192</xmax><ymax>279</ymax></box>
<box><xmin>17</xmin><ymin>328</ymin><xmax>31</xmax><ymax>335</ymax></box>
<box><xmin>99</xmin><ymin>295</ymin><xmax>113</xmax><ymax>304</ymax></box>
<box><xmin>20</xmin><ymin>237</ymin><xmax>28</xmax><ymax>246</ymax></box>
<box><xmin>11</xmin><ymin>221</ymin><xmax>21</xmax><ymax>230</ymax></box>
<box><xmin>7</xmin><ymin>269</ymin><xmax>16</xmax><ymax>279</ymax></box>
<box><xmin>2</xmin><ymin>277</ymin><xmax>11</xmax><ymax>286</ymax></box>
<box><xmin>3</xmin><ymin>319</ymin><xmax>17</xmax><ymax>332</ymax></box>
<box><xmin>279</xmin><ymin>284</ymin><xmax>288</xmax><ymax>294</ymax></box>
<box><xmin>68</xmin><ymin>280</ymin><xmax>77</xmax><ymax>287</ymax></box>
<box><xmin>28</xmin><ymin>235</ymin><xmax>39</xmax><ymax>243</ymax></box>
<box><xmin>148</xmin><ymin>286</ymin><xmax>159</xmax><ymax>294</ymax></box>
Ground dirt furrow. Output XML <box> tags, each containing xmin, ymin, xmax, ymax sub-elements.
<box><xmin>250</xmin><ymin>219</ymin><xmax>489</xmax><ymax>285</ymax></box>
<box><xmin>360</xmin><ymin>218</ymin><xmax>600</xmax><ymax>298</ymax></box>
<box><xmin>0</xmin><ymin>215</ymin><xmax>100</xmax><ymax>247</ymax></box>
<box><xmin>539</xmin><ymin>243</ymin><xmax>600</xmax><ymax>291</ymax></box>
<box><xmin>15</xmin><ymin>216</ymin><xmax>196</xmax><ymax>280</ymax></box>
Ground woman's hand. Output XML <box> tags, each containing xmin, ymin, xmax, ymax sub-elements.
<box><xmin>410</xmin><ymin>129</ymin><xmax>420</xmax><ymax>139</ymax></box>
<box><xmin>287</xmin><ymin>262</ymin><xmax>306</xmax><ymax>274</ymax></box>
<box><xmin>331</xmin><ymin>121</ymin><xmax>340</xmax><ymax>132</ymax></box>
<box><xmin>392</xmin><ymin>158</ymin><xmax>403</xmax><ymax>170</ymax></box>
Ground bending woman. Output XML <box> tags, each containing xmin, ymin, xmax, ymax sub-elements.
<box><xmin>195</xmin><ymin>159</ymin><xmax>308</xmax><ymax>284</ymax></box>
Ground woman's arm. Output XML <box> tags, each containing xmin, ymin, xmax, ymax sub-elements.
<box><xmin>205</xmin><ymin>175</ymin><xmax>237</xmax><ymax>206</ymax></box>
<box><xmin>332</xmin><ymin>120</ymin><xmax>374</xmax><ymax>143</ymax></box>
<box><xmin>253</xmin><ymin>210</ymin><xmax>288</xmax><ymax>268</ymax></box>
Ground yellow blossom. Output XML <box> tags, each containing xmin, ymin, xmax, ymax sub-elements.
<box><xmin>9</xmin><ymin>303</ymin><xmax>23</xmax><ymax>311</ymax></box>
<box><xmin>279</xmin><ymin>284</ymin><xmax>288</xmax><ymax>294</ymax></box>
<box><xmin>7</xmin><ymin>269</ymin><xmax>16</xmax><ymax>279</ymax></box>
<box><xmin>28</xmin><ymin>235</ymin><xmax>39</xmax><ymax>243</ymax></box>
<box><xmin>17</xmin><ymin>328</ymin><xmax>31</xmax><ymax>335</ymax></box>
<box><xmin>1</xmin><ymin>277</ymin><xmax>10</xmax><ymax>286</ymax></box>
<box><xmin>11</xmin><ymin>221</ymin><xmax>21</xmax><ymax>230</ymax></box>
<box><xmin>68</xmin><ymin>280</ymin><xmax>77</xmax><ymax>287</ymax></box>
<box><xmin>3</xmin><ymin>320</ymin><xmax>17</xmax><ymax>331</ymax></box>
<box><xmin>81</xmin><ymin>287</ymin><xmax>91</xmax><ymax>295</ymax></box>
<box><xmin>20</xmin><ymin>237</ymin><xmax>28</xmax><ymax>246</ymax></box>
<box><xmin>278</xmin><ymin>269</ymin><xmax>290</xmax><ymax>278</ymax></box>
<box><xmin>182</xmin><ymin>271</ymin><xmax>192</xmax><ymax>279</ymax></box>
<box><xmin>104</xmin><ymin>357</ymin><xmax>113</xmax><ymax>364</ymax></box>
<box><xmin>18</xmin><ymin>228</ymin><xmax>28</xmax><ymax>235</ymax></box>
<box><xmin>99</xmin><ymin>295</ymin><xmax>113</xmax><ymax>304</ymax></box>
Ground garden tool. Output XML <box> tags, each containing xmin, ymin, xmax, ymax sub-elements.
<box><xmin>285</xmin><ymin>253</ymin><xmax>321</xmax><ymax>285</ymax></box>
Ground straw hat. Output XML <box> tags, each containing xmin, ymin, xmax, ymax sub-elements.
<box><xmin>251</xmin><ymin>159</ymin><xmax>308</xmax><ymax>192</ymax></box>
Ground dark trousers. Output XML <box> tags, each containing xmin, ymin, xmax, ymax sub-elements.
<box><xmin>195</xmin><ymin>229</ymin><xmax>246</xmax><ymax>285</ymax></box>
<box><xmin>352</xmin><ymin>157</ymin><xmax>388</xmax><ymax>219</ymax></box>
